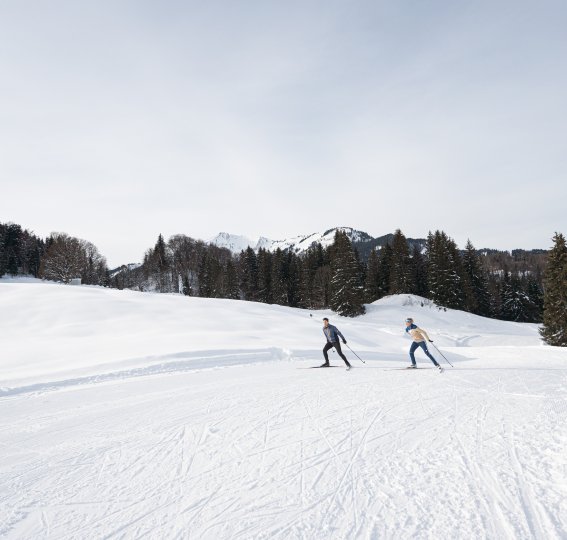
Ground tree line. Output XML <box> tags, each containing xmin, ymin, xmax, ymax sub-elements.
<box><xmin>112</xmin><ymin>229</ymin><xmax>545</xmax><ymax>323</ymax></box>
<box><xmin>0</xmin><ymin>222</ymin><xmax>108</xmax><ymax>286</ymax></box>
<box><xmin>2</xmin><ymin>220</ymin><xmax>567</xmax><ymax>345</ymax></box>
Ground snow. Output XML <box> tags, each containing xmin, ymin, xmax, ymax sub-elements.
<box><xmin>1</xmin><ymin>281</ymin><xmax>566</xmax><ymax>539</ymax></box>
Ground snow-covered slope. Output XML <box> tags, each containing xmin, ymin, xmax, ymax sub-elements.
<box><xmin>210</xmin><ymin>227</ymin><xmax>373</xmax><ymax>254</ymax></box>
<box><xmin>1</xmin><ymin>280</ymin><xmax>566</xmax><ymax>539</ymax></box>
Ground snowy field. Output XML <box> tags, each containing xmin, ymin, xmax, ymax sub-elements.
<box><xmin>1</xmin><ymin>279</ymin><xmax>566</xmax><ymax>539</ymax></box>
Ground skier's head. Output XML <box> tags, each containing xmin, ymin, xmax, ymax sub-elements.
<box><xmin>405</xmin><ymin>317</ymin><xmax>414</xmax><ymax>326</ymax></box>
<box><xmin>323</xmin><ymin>317</ymin><xmax>329</xmax><ymax>327</ymax></box>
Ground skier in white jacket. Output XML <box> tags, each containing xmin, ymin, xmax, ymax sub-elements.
<box><xmin>405</xmin><ymin>318</ymin><xmax>443</xmax><ymax>371</ymax></box>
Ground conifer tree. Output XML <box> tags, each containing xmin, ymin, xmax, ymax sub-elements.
<box><xmin>299</xmin><ymin>243</ymin><xmax>325</xmax><ymax>308</ymax></box>
<box><xmin>286</xmin><ymin>251</ymin><xmax>302</xmax><ymax>307</ymax></box>
<box><xmin>426</xmin><ymin>230</ymin><xmax>464</xmax><ymax>309</ymax></box>
<box><xmin>223</xmin><ymin>259</ymin><xmax>240</xmax><ymax>300</ymax></box>
<box><xmin>389</xmin><ymin>229</ymin><xmax>413</xmax><ymax>294</ymax></box>
<box><xmin>501</xmin><ymin>272</ymin><xmax>533</xmax><ymax>322</ymax></box>
<box><xmin>378</xmin><ymin>243</ymin><xmax>393</xmax><ymax>298</ymax></box>
<box><xmin>525</xmin><ymin>274</ymin><xmax>543</xmax><ymax>322</ymax></box>
<box><xmin>269</xmin><ymin>248</ymin><xmax>287</xmax><ymax>305</ymax></box>
<box><xmin>462</xmin><ymin>240</ymin><xmax>491</xmax><ymax>316</ymax></box>
<box><xmin>364</xmin><ymin>248</ymin><xmax>381</xmax><ymax>302</ymax></box>
<box><xmin>256</xmin><ymin>248</ymin><xmax>273</xmax><ymax>304</ymax></box>
<box><xmin>239</xmin><ymin>247</ymin><xmax>259</xmax><ymax>301</ymax></box>
<box><xmin>411</xmin><ymin>244</ymin><xmax>428</xmax><ymax>297</ymax></box>
<box><xmin>329</xmin><ymin>231</ymin><xmax>365</xmax><ymax>316</ymax></box>
<box><xmin>540</xmin><ymin>233</ymin><xmax>567</xmax><ymax>346</ymax></box>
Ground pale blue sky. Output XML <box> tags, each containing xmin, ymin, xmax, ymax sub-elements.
<box><xmin>1</xmin><ymin>1</ymin><xmax>566</xmax><ymax>265</ymax></box>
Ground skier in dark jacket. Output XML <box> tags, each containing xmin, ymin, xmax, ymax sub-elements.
<box><xmin>321</xmin><ymin>318</ymin><xmax>351</xmax><ymax>369</ymax></box>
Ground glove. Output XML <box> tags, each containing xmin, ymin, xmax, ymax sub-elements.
<box><xmin>343</xmin><ymin>339</ymin><xmax>347</xmax><ymax>344</ymax></box>
<box><xmin>429</xmin><ymin>340</ymin><xmax>434</xmax><ymax>343</ymax></box>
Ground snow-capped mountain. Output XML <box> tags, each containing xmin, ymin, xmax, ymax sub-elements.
<box><xmin>210</xmin><ymin>227</ymin><xmax>374</xmax><ymax>254</ymax></box>
<box><xmin>109</xmin><ymin>263</ymin><xmax>142</xmax><ymax>278</ymax></box>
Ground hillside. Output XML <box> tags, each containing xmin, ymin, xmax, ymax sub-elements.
<box><xmin>1</xmin><ymin>279</ymin><xmax>566</xmax><ymax>539</ymax></box>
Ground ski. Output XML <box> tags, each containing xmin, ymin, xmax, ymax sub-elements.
<box><xmin>383</xmin><ymin>367</ymin><xmax>433</xmax><ymax>370</ymax></box>
<box><xmin>297</xmin><ymin>366</ymin><xmax>342</xmax><ymax>369</ymax></box>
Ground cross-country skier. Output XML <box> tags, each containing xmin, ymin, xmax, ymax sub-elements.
<box><xmin>405</xmin><ymin>318</ymin><xmax>443</xmax><ymax>372</ymax></box>
<box><xmin>321</xmin><ymin>318</ymin><xmax>351</xmax><ymax>369</ymax></box>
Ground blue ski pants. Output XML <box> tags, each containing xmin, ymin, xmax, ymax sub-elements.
<box><xmin>409</xmin><ymin>341</ymin><xmax>439</xmax><ymax>366</ymax></box>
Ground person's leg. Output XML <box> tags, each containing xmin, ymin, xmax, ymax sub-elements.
<box><xmin>333</xmin><ymin>341</ymin><xmax>351</xmax><ymax>366</ymax></box>
<box><xmin>322</xmin><ymin>342</ymin><xmax>333</xmax><ymax>364</ymax></box>
<box><xmin>409</xmin><ymin>342</ymin><xmax>419</xmax><ymax>365</ymax></box>
<box><xmin>418</xmin><ymin>341</ymin><xmax>439</xmax><ymax>366</ymax></box>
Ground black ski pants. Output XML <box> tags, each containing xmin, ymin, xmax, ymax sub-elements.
<box><xmin>323</xmin><ymin>341</ymin><xmax>350</xmax><ymax>365</ymax></box>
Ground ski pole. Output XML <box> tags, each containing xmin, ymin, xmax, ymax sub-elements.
<box><xmin>430</xmin><ymin>342</ymin><xmax>453</xmax><ymax>367</ymax></box>
<box><xmin>344</xmin><ymin>343</ymin><xmax>366</xmax><ymax>364</ymax></box>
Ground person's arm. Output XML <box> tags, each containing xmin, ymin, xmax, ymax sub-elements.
<box><xmin>418</xmin><ymin>327</ymin><xmax>432</xmax><ymax>341</ymax></box>
<box><xmin>336</xmin><ymin>327</ymin><xmax>347</xmax><ymax>343</ymax></box>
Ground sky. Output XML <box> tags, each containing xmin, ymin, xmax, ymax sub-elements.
<box><xmin>1</xmin><ymin>0</ymin><xmax>566</xmax><ymax>266</ymax></box>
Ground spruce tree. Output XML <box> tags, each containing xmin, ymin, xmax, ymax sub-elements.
<box><xmin>256</xmin><ymin>248</ymin><xmax>273</xmax><ymax>304</ymax></box>
<box><xmin>270</xmin><ymin>248</ymin><xmax>287</xmax><ymax>305</ymax></box>
<box><xmin>364</xmin><ymin>248</ymin><xmax>381</xmax><ymax>302</ymax></box>
<box><xmin>378</xmin><ymin>243</ymin><xmax>393</xmax><ymax>298</ymax></box>
<box><xmin>540</xmin><ymin>233</ymin><xmax>567</xmax><ymax>346</ymax></box>
<box><xmin>329</xmin><ymin>231</ymin><xmax>365</xmax><ymax>317</ymax></box>
<box><xmin>411</xmin><ymin>244</ymin><xmax>428</xmax><ymax>297</ymax></box>
<box><xmin>239</xmin><ymin>247</ymin><xmax>259</xmax><ymax>301</ymax></box>
<box><xmin>426</xmin><ymin>231</ymin><xmax>464</xmax><ymax>309</ymax></box>
<box><xmin>525</xmin><ymin>274</ymin><xmax>543</xmax><ymax>322</ymax></box>
<box><xmin>389</xmin><ymin>229</ymin><xmax>413</xmax><ymax>294</ymax></box>
<box><xmin>223</xmin><ymin>259</ymin><xmax>240</xmax><ymax>299</ymax></box>
<box><xmin>462</xmin><ymin>240</ymin><xmax>491</xmax><ymax>316</ymax></box>
<box><xmin>286</xmin><ymin>251</ymin><xmax>302</xmax><ymax>307</ymax></box>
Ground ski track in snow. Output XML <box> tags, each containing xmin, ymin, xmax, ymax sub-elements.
<box><xmin>1</xmin><ymin>284</ymin><xmax>567</xmax><ymax>539</ymax></box>
<box><xmin>1</xmin><ymin>358</ymin><xmax>567</xmax><ymax>540</ymax></box>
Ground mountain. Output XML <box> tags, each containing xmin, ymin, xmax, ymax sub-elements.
<box><xmin>210</xmin><ymin>227</ymin><xmax>375</xmax><ymax>254</ymax></box>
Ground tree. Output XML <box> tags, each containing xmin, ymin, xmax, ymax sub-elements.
<box><xmin>39</xmin><ymin>233</ymin><xmax>107</xmax><ymax>284</ymax></box>
<box><xmin>540</xmin><ymin>233</ymin><xmax>567</xmax><ymax>346</ymax></box>
<box><xmin>239</xmin><ymin>247</ymin><xmax>259</xmax><ymax>301</ymax></box>
<box><xmin>222</xmin><ymin>259</ymin><xmax>240</xmax><ymax>299</ymax></box>
<box><xmin>364</xmin><ymin>248</ymin><xmax>382</xmax><ymax>303</ymax></box>
<box><xmin>426</xmin><ymin>230</ymin><xmax>464</xmax><ymax>309</ymax></box>
<box><xmin>462</xmin><ymin>240</ymin><xmax>490</xmax><ymax>316</ymax></box>
<box><xmin>256</xmin><ymin>248</ymin><xmax>273</xmax><ymax>304</ymax></box>
<box><xmin>329</xmin><ymin>231</ymin><xmax>365</xmax><ymax>317</ymax></box>
<box><xmin>389</xmin><ymin>229</ymin><xmax>413</xmax><ymax>294</ymax></box>
<box><xmin>411</xmin><ymin>244</ymin><xmax>428</xmax><ymax>297</ymax></box>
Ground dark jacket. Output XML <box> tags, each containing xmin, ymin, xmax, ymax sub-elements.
<box><xmin>323</xmin><ymin>324</ymin><xmax>345</xmax><ymax>343</ymax></box>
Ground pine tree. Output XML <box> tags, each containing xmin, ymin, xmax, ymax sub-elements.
<box><xmin>329</xmin><ymin>231</ymin><xmax>365</xmax><ymax>317</ymax></box>
<box><xmin>389</xmin><ymin>229</ymin><xmax>413</xmax><ymax>294</ymax></box>
<box><xmin>364</xmin><ymin>248</ymin><xmax>381</xmax><ymax>302</ymax></box>
<box><xmin>378</xmin><ymin>243</ymin><xmax>393</xmax><ymax>298</ymax></box>
<box><xmin>411</xmin><ymin>244</ymin><xmax>428</xmax><ymax>297</ymax></box>
<box><xmin>540</xmin><ymin>233</ymin><xmax>567</xmax><ymax>346</ymax></box>
<box><xmin>256</xmin><ymin>248</ymin><xmax>273</xmax><ymax>304</ymax></box>
<box><xmin>501</xmin><ymin>272</ymin><xmax>533</xmax><ymax>322</ymax></box>
<box><xmin>426</xmin><ymin>230</ymin><xmax>464</xmax><ymax>309</ymax></box>
<box><xmin>239</xmin><ymin>247</ymin><xmax>259</xmax><ymax>301</ymax></box>
<box><xmin>525</xmin><ymin>274</ymin><xmax>543</xmax><ymax>322</ymax></box>
<box><xmin>223</xmin><ymin>259</ymin><xmax>240</xmax><ymax>300</ymax></box>
<box><xmin>462</xmin><ymin>240</ymin><xmax>491</xmax><ymax>316</ymax></box>
<box><xmin>270</xmin><ymin>248</ymin><xmax>287</xmax><ymax>305</ymax></box>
